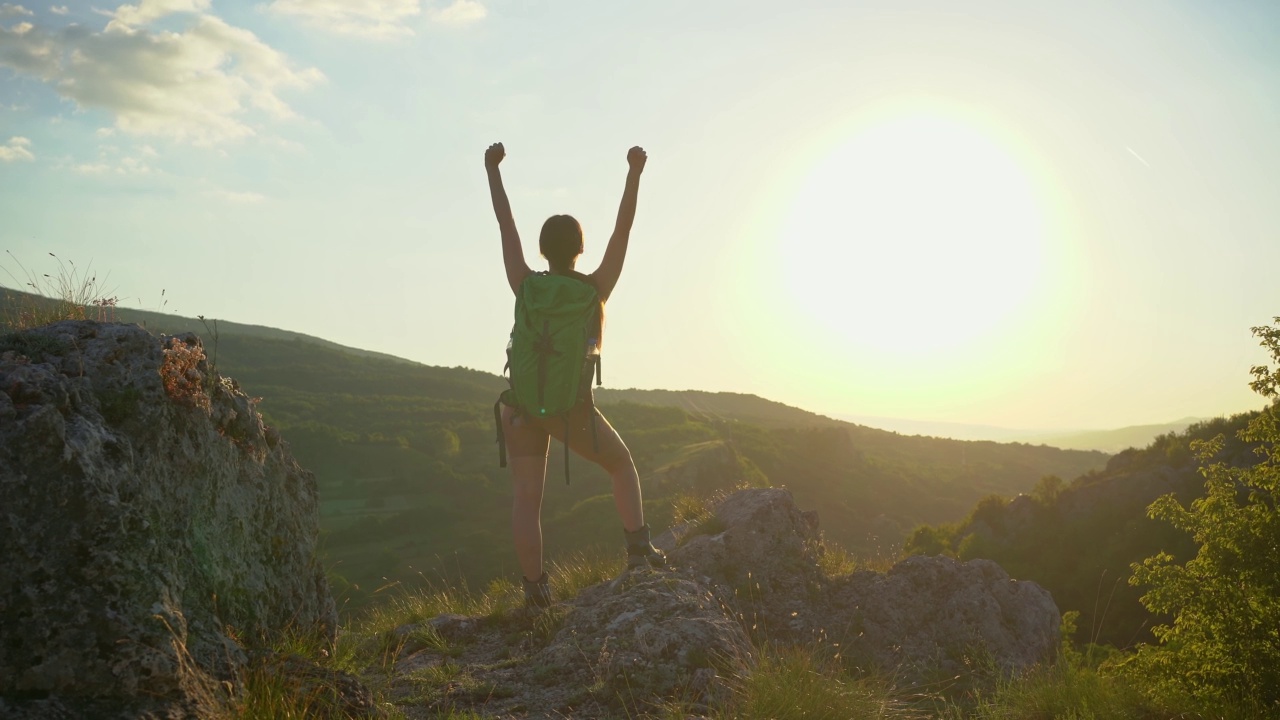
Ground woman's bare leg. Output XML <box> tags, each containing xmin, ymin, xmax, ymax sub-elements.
<box><xmin>549</xmin><ymin>407</ymin><xmax>645</xmax><ymax>532</ymax></box>
<box><xmin>609</xmin><ymin>456</ymin><xmax>645</xmax><ymax>533</ymax></box>
<box><xmin>502</xmin><ymin>405</ymin><xmax>551</xmax><ymax>582</ymax></box>
<box><xmin>510</xmin><ymin>454</ymin><xmax>548</xmax><ymax>581</ymax></box>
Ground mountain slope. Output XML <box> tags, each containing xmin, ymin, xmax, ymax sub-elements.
<box><xmin>1</xmin><ymin>292</ymin><xmax>1109</xmax><ymax>610</ymax></box>
<box><xmin>904</xmin><ymin>411</ymin><xmax>1263</xmax><ymax>648</ymax></box>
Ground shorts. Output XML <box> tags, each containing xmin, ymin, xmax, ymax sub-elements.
<box><xmin>499</xmin><ymin>393</ymin><xmax>632</xmax><ymax>473</ymax></box>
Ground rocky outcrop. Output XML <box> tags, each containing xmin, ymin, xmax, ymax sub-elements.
<box><xmin>0</xmin><ymin>321</ymin><xmax>335</xmax><ymax>719</ymax></box>
<box><xmin>661</xmin><ymin>487</ymin><xmax>825</xmax><ymax>641</ymax></box>
<box><xmin>386</xmin><ymin>487</ymin><xmax>1060</xmax><ymax>717</ymax></box>
<box><xmin>826</xmin><ymin>556</ymin><xmax>1059</xmax><ymax>681</ymax></box>
<box><xmin>657</xmin><ymin>488</ymin><xmax>1058</xmax><ymax>681</ymax></box>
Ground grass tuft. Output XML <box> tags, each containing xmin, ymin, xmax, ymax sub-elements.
<box><xmin>548</xmin><ymin>548</ymin><xmax>624</xmax><ymax>599</ymax></box>
<box><xmin>1</xmin><ymin>251</ymin><xmax>118</xmax><ymax>331</ymax></box>
<box><xmin>718</xmin><ymin>644</ymin><xmax>919</xmax><ymax>719</ymax></box>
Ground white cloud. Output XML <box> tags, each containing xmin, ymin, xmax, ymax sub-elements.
<box><xmin>267</xmin><ymin>0</ymin><xmax>422</xmax><ymax>38</ymax></box>
<box><xmin>0</xmin><ymin>10</ymin><xmax>324</xmax><ymax>144</ymax></box>
<box><xmin>427</xmin><ymin>0</ymin><xmax>485</xmax><ymax>27</ymax></box>
<box><xmin>0</xmin><ymin>4</ymin><xmax>33</xmax><ymax>17</ymax></box>
<box><xmin>50</xmin><ymin>6</ymin><xmax>69</xmax><ymax>15</ymax></box>
<box><xmin>73</xmin><ymin>162</ymin><xmax>110</xmax><ymax>174</ymax></box>
<box><xmin>0</xmin><ymin>135</ymin><xmax>34</xmax><ymax>161</ymax></box>
<box><xmin>108</xmin><ymin>0</ymin><xmax>209</xmax><ymax>31</ymax></box>
<box><xmin>67</xmin><ymin>143</ymin><xmax>158</xmax><ymax>174</ymax></box>
<box><xmin>9</xmin><ymin>20</ymin><xmax>31</xmax><ymax>34</ymax></box>
<box><xmin>208</xmin><ymin>188</ymin><xmax>267</xmax><ymax>203</ymax></box>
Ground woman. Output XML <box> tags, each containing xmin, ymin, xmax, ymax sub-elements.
<box><xmin>485</xmin><ymin>142</ymin><xmax>666</xmax><ymax>608</ymax></box>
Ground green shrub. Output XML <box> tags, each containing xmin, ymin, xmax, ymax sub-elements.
<box><xmin>1126</xmin><ymin>318</ymin><xmax>1280</xmax><ymax>714</ymax></box>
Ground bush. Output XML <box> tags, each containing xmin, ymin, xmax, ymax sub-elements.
<box><xmin>1126</xmin><ymin>318</ymin><xmax>1280</xmax><ymax>714</ymax></box>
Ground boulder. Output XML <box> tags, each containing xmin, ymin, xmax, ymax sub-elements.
<box><xmin>662</xmin><ymin>487</ymin><xmax>1059</xmax><ymax>682</ymax></box>
<box><xmin>826</xmin><ymin>555</ymin><xmax>1060</xmax><ymax>683</ymax></box>
<box><xmin>0</xmin><ymin>321</ymin><xmax>335</xmax><ymax>718</ymax></box>
<box><xmin>661</xmin><ymin>487</ymin><xmax>825</xmax><ymax>641</ymax></box>
<box><xmin>390</xmin><ymin>490</ymin><xmax>1060</xmax><ymax>717</ymax></box>
<box><xmin>534</xmin><ymin>571</ymin><xmax>751</xmax><ymax>708</ymax></box>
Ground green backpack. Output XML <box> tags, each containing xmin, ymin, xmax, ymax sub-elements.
<box><xmin>495</xmin><ymin>271</ymin><xmax>603</xmax><ymax>483</ymax></box>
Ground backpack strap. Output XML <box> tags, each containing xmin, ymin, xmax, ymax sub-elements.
<box><xmin>494</xmin><ymin>397</ymin><xmax>507</xmax><ymax>468</ymax></box>
<box><xmin>563</xmin><ymin>416</ymin><xmax>571</xmax><ymax>485</ymax></box>
<box><xmin>532</xmin><ymin>318</ymin><xmax>561</xmax><ymax>412</ymax></box>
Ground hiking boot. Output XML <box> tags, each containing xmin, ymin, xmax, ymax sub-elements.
<box><xmin>522</xmin><ymin>572</ymin><xmax>552</xmax><ymax>608</ymax></box>
<box><xmin>624</xmin><ymin>525</ymin><xmax>667</xmax><ymax>568</ymax></box>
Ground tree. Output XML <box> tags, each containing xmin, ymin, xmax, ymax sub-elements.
<box><xmin>1128</xmin><ymin>318</ymin><xmax>1280</xmax><ymax>712</ymax></box>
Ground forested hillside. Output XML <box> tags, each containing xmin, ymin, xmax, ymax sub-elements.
<box><xmin>1</xmin><ymin>292</ymin><xmax>1109</xmax><ymax>612</ymax></box>
<box><xmin>903</xmin><ymin>411</ymin><xmax>1264</xmax><ymax>647</ymax></box>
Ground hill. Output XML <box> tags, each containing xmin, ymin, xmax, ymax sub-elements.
<box><xmin>0</xmin><ymin>290</ymin><xmax>1108</xmax><ymax>610</ymax></box>
<box><xmin>1014</xmin><ymin>417</ymin><xmax>1206</xmax><ymax>453</ymax></box>
<box><xmin>903</xmin><ymin>411</ymin><xmax>1263</xmax><ymax>648</ymax></box>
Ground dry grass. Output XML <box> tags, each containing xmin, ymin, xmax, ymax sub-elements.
<box><xmin>1</xmin><ymin>251</ymin><xmax>118</xmax><ymax>330</ymax></box>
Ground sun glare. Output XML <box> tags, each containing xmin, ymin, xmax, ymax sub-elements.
<box><xmin>779</xmin><ymin>112</ymin><xmax>1048</xmax><ymax>359</ymax></box>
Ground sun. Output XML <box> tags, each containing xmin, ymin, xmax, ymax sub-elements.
<box><xmin>778</xmin><ymin>111</ymin><xmax>1048</xmax><ymax>359</ymax></box>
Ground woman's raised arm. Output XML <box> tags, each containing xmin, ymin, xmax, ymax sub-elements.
<box><xmin>486</xmin><ymin>142</ymin><xmax>531</xmax><ymax>295</ymax></box>
<box><xmin>591</xmin><ymin>146</ymin><xmax>646</xmax><ymax>301</ymax></box>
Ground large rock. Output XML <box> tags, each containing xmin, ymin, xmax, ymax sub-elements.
<box><xmin>387</xmin><ymin>488</ymin><xmax>1059</xmax><ymax>717</ymax></box>
<box><xmin>826</xmin><ymin>556</ymin><xmax>1060</xmax><ymax>682</ymax></box>
<box><xmin>661</xmin><ymin>487</ymin><xmax>825</xmax><ymax>641</ymax></box>
<box><xmin>660</xmin><ymin>487</ymin><xmax>1059</xmax><ymax>682</ymax></box>
<box><xmin>535</xmin><ymin>571</ymin><xmax>751</xmax><ymax>705</ymax></box>
<box><xmin>0</xmin><ymin>321</ymin><xmax>335</xmax><ymax>718</ymax></box>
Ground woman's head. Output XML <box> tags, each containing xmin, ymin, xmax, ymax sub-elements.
<box><xmin>539</xmin><ymin>214</ymin><xmax>583</xmax><ymax>270</ymax></box>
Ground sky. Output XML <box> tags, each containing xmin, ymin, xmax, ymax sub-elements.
<box><xmin>1</xmin><ymin>0</ymin><xmax>1279</xmax><ymax>431</ymax></box>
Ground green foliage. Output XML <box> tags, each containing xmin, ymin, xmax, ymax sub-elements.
<box><xmin>817</xmin><ymin>538</ymin><xmax>871</xmax><ymax>577</ymax></box>
<box><xmin>901</xmin><ymin>411</ymin><xmax>1259</xmax><ymax>648</ymax></box>
<box><xmin>903</xmin><ymin>523</ymin><xmax>956</xmax><ymax>557</ymax></box>
<box><xmin>548</xmin><ymin>549</ymin><xmax>624</xmax><ymax>600</ymax></box>
<box><xmin>1032</xmin><ymin>475</ymin><xmax>1065</xmax><ymax>505</ymax></box>
<box><xmin>1125</xmin><ymin>318</ymin><xmax>1280</xmax><ymax>713</ymax></box>
<box><xmin>943</xmin><ymin>653</ymin><xmax>1169</xmax><ymax>720</ymax></box>
<box><xmin>715</xmin><ymin>645</ymin><xmax>914</xmax><ymax>720</ymax></box>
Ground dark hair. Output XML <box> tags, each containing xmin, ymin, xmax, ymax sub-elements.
<box><xmin>539</xmin><ymin>214</ymin><xmax>583</xmax><ymax>269</ymax></box>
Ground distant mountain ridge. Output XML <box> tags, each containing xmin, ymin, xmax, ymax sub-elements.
<box><xmin>837</xmin><ymin>412</ymin><xmax>1208</xmax><ymax>453</ymax></box>
<box><xmin>1013</xmin><ymin>418</ymin><xmax>1208</xmax><ymax>453</ymax></box>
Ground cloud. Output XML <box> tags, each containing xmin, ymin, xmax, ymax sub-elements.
<box><xmin>0</xmin><ymin>10</ymin><xmax>324</xmax><ymax>144</ymax></box>
<box><xmin>0</xmin><ymin>135</ymin><xmax>33</xmax><ymax>161</ymax></box>
<box><xmin>66</xmin><ymin>143</ymin><xmax>158</xmax><ymax>174</ymax></box>
<box><xmin>50</xmin><ymin>6</ymin><xmax>69</xmax><ymax>15</ymax></box>
<box><xmin>73</xmin><ymin>162</ymin><xmax>110</xmax><ymax>174</ymax></box>
<box><xmin>108</xmin><ymin>0</ymin><xmax>210</xmax><ymax>30</ymax></box>
<box><xmin>267</xmin><ymin>0</ymin><xmax>422</xmax><ymax>38</ymax></box>
<box><xmin>427</xmin><ymin>0</ymin><xmax>485</xmax><ymax>27</ymax></box>
<box><xmin>0</xmin><ymin>4</ymin><xmax>33</xmax><ymax>17</ymax></box>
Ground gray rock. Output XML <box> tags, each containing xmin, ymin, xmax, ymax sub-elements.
<box><xmin>534</xmin><ymin>570</ymin><xmax>751</xmax><ymax>708</ymax></box>
<box><xmin>662</xmin><ymin>487</ymin><xmax>1059</xmax><ymax>684</ymax></box>
<box><xmin>394</xmin><ymin>488</ymin><xmax>1061</xmax><ymax>716</ymax></box>
<box><xmin>825</xmin><ymin>555</ymin><xmax>1060</xmax><ymax>684</ymax></box>
<box><xmin>662</xmin><ymin>487</ymin><xmax>827</xmax><ymax>641</ymax></box>
<box><xmin>0</xmin><ymin>321</ymin><xmax>335</xmax><ymax>718</ymax></box>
